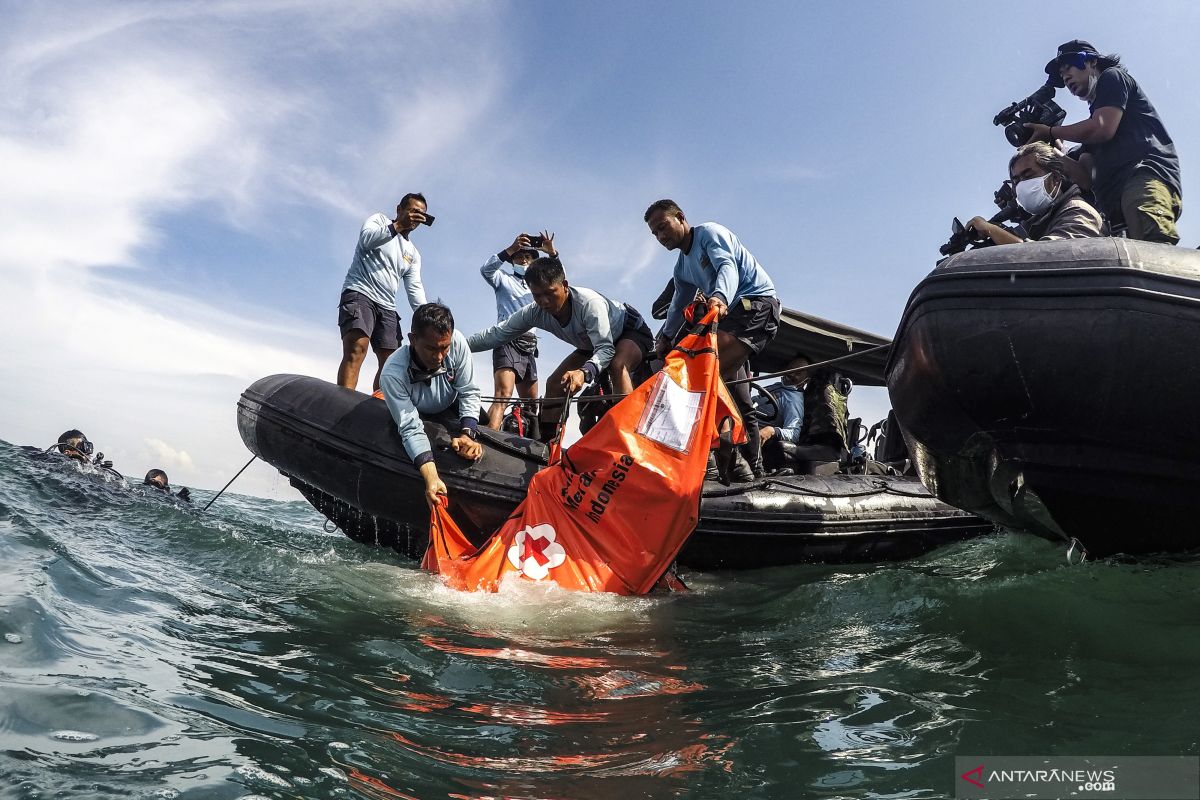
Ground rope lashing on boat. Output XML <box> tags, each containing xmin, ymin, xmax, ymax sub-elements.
<box><xmin>476</xmin><ymin>341</ymin><xmax>894</xmax><ymax>406</ymax></box>
<box><xmin>760</xmin><ymin>476</ymin><xmax>933</xmax><ymax>499</ymax></box>
<box><xmin>202</xmin><ymin>455</ymin><xmax>257</xmax><ymax>511</ymax></box>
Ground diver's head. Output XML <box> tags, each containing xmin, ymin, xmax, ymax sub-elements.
<box><xmin>57</xmin><ymin>429</ymin><xmax>93</xmax><ymax>461</ymax></box>
<box><xmin>144</xmin><ymin>469</ymin><xmax>170</xmax><ymax>490</ymax></box>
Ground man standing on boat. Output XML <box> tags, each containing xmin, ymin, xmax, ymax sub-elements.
<box><xmin>466</xmin><ymin>257</ymin><xmax>654</xmax><ymax>444</ymax></box>
<box><xmin>967</xmin><ymin>141</ymin><xmax>1104</xmax><ymax>244</ymax></box>
<box><xmin>479</xmin><ymin>232</ymin><xmax>557</xmax><ymax>434</ymax></box>
<box><xmin>645</xmin><ymin>199</ymin><xmax>780</xmax><ymax>480</ymax></box>
<box><xmin>379</xmin><ymin>303</ymin><xmax>482</xmax><ymax>510</ymax></box>
<box><xmin>337</xmin><ymin>193</ymin><xmax>432</xmax><ymax>392</ymax></box>
<box><xmin>1024</xmin><ymin>41</ymin><xmax>1182</xmax><ymax>244</ymax></box>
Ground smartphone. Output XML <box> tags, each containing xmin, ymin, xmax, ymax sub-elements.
<box><xmin>421</xmin><ymin>213</ymin><xmax>436</xmax><ymax>227</ymax></box>
<box><xmin>526</xmin><ymin>235</ymin><xmax>544</xmax><ymax>247</ymax></box>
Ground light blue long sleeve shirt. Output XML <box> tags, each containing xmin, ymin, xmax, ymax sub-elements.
<box><xmin>341</xmin><ymin>212</ymin><xmax>427</xmax><ymax>312</ymax></box>
<box><xmin>663</xmin><ymin>222</ymin><xmax>776</xmax><ymax>338</ymax></box>
<box><xmin>761</xmin><ymin>381</ymin><xmax>806</xmax><ymax>445</ymax></box>
<box><xmin>480</xmin><ymin>254</ymin><xmax>537</xmax><ymax>333</ymax></box>
<box><xmin>379</xmin><ymin>329</ymin><xmax>481</xmax><ymax>466</ymax></box>
<box><xmin>467</xmin><ymin>286</ymin><xmax>627</xmax><ymax>382</ymax></box>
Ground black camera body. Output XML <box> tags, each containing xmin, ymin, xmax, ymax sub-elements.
<box><xmin>939</xmin><ymin>180</ymin><xmax>1029</xmax><ymax>256</ymax></box>
<box><xmin>993</xmin><ymin>82</ymin><xmax>1066</xmax><ymax>147</ymax></box>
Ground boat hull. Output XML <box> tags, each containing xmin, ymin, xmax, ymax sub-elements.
<box><xmin>887</xmin><ymin>238</ymin><xmax>1200</xmax><ymax>556</ymax></box>
<box><xmin>238</xmin><ymin>375</ymin><xmax>993</xmax><ymax>568</ymax></box>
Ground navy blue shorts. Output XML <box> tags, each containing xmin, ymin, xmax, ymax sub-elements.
<box><xmin>338</xmin><ymin>290</ymin><xmax>401</xmax><ymax>351</ymax></box>
<box><xmin>493</xmin><ymin>336</ymin><xmax>539</xmax><ymax>383</ymax></box>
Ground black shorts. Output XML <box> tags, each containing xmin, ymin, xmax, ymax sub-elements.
<box><xmin>493</xmin><ymin>336</ymin><xmax>539</xmax><ymax>383</ymax></box>
<box><xmin>721</xmin><ymin>296</ymin><xmax>781</xmax><ymax>356</ymax></box>
<box><xmin>338</xmin><ymin>290</ymin><xmax>401</xmax><ymax>350</ymax></box>
<box><xmin>616</xmin><ymin>305</ymin><xmax>656</xmax><ymax>359</ymax></box>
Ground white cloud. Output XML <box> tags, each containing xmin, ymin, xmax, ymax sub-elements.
<box><xmin>0</xmin><ymin>3</ymin><xmax>510</xmax><ymax>499</ymax></box>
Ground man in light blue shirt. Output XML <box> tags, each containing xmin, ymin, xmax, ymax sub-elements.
<box><xmin>760</xmin><ymin>354</ymin><xmax>810</xmax><ymax>447</ymax></box>
<box><xmin>468</xmin><ymin>257</ymin><xmax>653</xmax><ymax>442</ymax></box>
<box><xmin>337</xmin><ymin>193</ymin><xmax>432</xmax><ymax>392</ymax></box>
<box><xmin>645</xmin><ymin>199</ymin><xmax>781</xmax><ymax>480</ymax></box>
<box><xmin>379</xmin><ymin>303</ymin><xmax>483</xmax><ymax>510</ymax></box>
<box><xmin>480</xmin><ymin>231</ymin><xmax>558</xmax><ymax>432</ymax></box>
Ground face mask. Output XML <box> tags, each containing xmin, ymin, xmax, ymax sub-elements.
<box><xmin>1015</xmin><ymin>175</ymin><xmax>1057</xmax><ymax>215</ymax></box>
<box><xmin>513</xmin><ymin>265</ymin><xmax>526</xmax><ymax>277</ymax></box>
<box><xmin>1084</xmin><ymin>73</ymin><xmax>1099</xmax><ymax>100</ymax></box>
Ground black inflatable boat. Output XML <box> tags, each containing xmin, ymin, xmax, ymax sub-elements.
<box><xmin>238</xmin><ymin>307</ymin><xmax>991</xmax><ymax>570</ymax></box>
<box><xmin>887</xmin><ymin>238</ymin><xmax>1200</xmax><ymax>557</ymax></box>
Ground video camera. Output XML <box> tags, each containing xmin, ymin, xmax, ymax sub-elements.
<box><xmin>939</xmin><ymin>180</ymin><xmax>1028</xmax><ymax>256</ymax></box>
<box><xmin>993</xmin><ymin>82</ymin><xmax>1066</xmax><ymax>147</ymax></box>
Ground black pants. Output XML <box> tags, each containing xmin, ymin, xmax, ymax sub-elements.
<box><xmin>731</xmin><ymin>363</ymin><xmax>761</xmax><ymax>471</ymax></box>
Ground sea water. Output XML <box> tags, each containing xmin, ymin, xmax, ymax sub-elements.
<box><xmin>0</xmin><ymin>438</ymin><xmax>1197</xmax><ymax>798</ymax></box>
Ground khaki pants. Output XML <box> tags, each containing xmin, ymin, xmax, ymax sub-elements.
<box><xmin>1120</xmin><ymin>171</ymin><xmax>1182</xmax><ymax>244</ymax></box>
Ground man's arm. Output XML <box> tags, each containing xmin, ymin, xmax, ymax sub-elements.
<box><xmin>1027</xmin><ymin>70</ymin><xmax>1128</xmax><ymax>145</ymax></box>
<box><xmin>401</xmin><ymin>259</ymin><xmax>427</xmax><ymax>311</ymax></box>
<box><xmin>380</xmin><ymin>368</ymin><xmax>434</xmax><ymax>465</ymax></box>
<box><xmin>480</xmin><ymin>253</ymin><xmax>506</xmax><ymax>287</ymax></box>
<box><xmin>467</xmin><ymin>304</ymin><xmax>538</xmax><ymax>352</ymax></box>
<box><xmin>579</xmin><ymin>295</ymin><xmax>617</xmax><ymax>381</ymax></box>
<box><xmin>660</xmin><ymin>275</ymin><xmax>695</xmax><ymax>345</ymax></box>
<box><xmin>702</xmin><ymin>231</ymin><xmax>741</xmax><ymax>307</ymax></box>
<box><xmin>966</xmin><ymin>217</ymin><xmax>1024</xmax><ymax>245</ymax></box>
<box><xmin>359</xmin><ymin>213</ymin><xmax>401</xmax><ymax>251</ymax></box>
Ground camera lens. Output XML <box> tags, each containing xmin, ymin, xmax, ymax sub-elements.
<box><xmin>1005</xmin><ymin>122</ymin><xmax>1032</xmax><ymax>148</ymax></box>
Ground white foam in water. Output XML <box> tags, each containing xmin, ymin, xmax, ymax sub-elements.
<box><xmin>4</xmin><ymin>633</ymin><xmax>22</xmax><ymax>643</ymax></box>
<box><xmin>327</xmin><ymin>741</ymin><xmax>350</xmax><ymax>750</ymax></box>
<box><xmin>235</xmin><ymin>765</ymin><xmax>292</xmax><ymax>788</ymax></box>
<box><xmin>51</xmin><ymin>730</ymin><xmax>99</xmax><ymax>742</ymax></box>
<box><xmin>319</xmin><ymin>767</ymin><xmax>347</xmax><ymax>782</ymax></box>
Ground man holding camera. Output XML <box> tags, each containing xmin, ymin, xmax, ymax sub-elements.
<box><xmin>479</xmin><ymin>232</ymin><xmax>557</xmax><ymax>432</ymax></box>
<box><xmin>336</xmin><ymin>193</ymin><xmax>432</xmax><ymax>392</ymax></box>
<box><xmin>1025</xmin><ymin>41</ymin><xmax>1181</xmax><ymax>244</ymax></box>
<box><xmin>968</xmin><ymin>141</ymin><xmax>1104</xmax><ymax>245</ymax></box>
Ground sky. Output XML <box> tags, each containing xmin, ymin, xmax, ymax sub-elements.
<box><xmin>2</xmin><ymin>1</ymin><xmax>1197</xmax><ymax>499</ymax></box>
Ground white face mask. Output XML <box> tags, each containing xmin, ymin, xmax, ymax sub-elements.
<box><xmin>1015</xmin><ymin>175</ymin><xmax>1057</xmax><ymax>215</ymax></box>
<box><xmin>513</xmin><ymin>265</ymin><xmax>526</xmax><ymax>277</ymax></box>
<box><xmin>1084</xmin><ymin>72</ymin><xmax>1099</xmax><ymax>100</ymax></box>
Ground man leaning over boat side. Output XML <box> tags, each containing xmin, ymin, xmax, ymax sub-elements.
<box><xmin>480</xmin><ymin>232</ymin><xmax>558</xmax><ymax>434</ymax></box>
<box><xmin>645</xmin><ymin>199</ymin><xmax>781</xmax><ymax>481</ymax></box>
<box><xmin>1024</xmin><ymin>40</ymin><xmax>1182</xmax><ymax>245</ymax></box>
<box><xmin>466</xmin><ymin>257</ymin><xmax>654</xmax><ymax>443</ymax></box>
<box><xmin>967</xmin><ymin>141</ymin><xmax>1104</xmax><ymax>245</ymax></box>
<box><xmin>379</xmin><ymin>303</ymin><xmax>483</xmax><ymax>510</ymax></box>
<box><xmin>336</xmin><ymin>193</ymin><xmax>433</xmax><ymax>392</ymax></box>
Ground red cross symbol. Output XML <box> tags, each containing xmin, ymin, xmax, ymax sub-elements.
<box><xmin>522</xmin><ymin>533</ymin><xmax>551</xmax><ymax>566</ymax></box>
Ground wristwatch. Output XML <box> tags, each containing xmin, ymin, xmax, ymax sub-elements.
<box><xmin>461</xmin><ymin>427</ymin><xmax>478</xmax><ymax>441</ymax></box>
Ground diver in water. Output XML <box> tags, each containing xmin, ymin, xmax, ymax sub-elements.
<box><xmin>144</xmin><ymin>469</ymin><xmax>192</xmax><ymax>502</ymax></box>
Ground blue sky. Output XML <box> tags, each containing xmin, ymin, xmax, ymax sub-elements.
<box><xmin>2</xmin><ymin>1</ymin><xmax>1197</xmax><ymax>497</ymax></box>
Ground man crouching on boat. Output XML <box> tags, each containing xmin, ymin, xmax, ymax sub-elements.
<box><xmin>467</xmin><ymin>257</ymin><xmax>654</xmax><ymax>443</ymax></box>
<box><xmin>967</xmin><ymin>141</ymin><xmax>1104</xmax><ymax>244</ymax></box>
<box><xmin>380</xmin><ymin>303</ymin><xmax>483</xmax><ymax>510</ymax></box>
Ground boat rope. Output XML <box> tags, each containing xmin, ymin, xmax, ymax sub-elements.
<box><xmin>762</xmin><ymin>476</ymin><xmax>932</xmax><ymax>499</ymax></box>
<box><xmin>202</xmin><ymin>455</ymin><xmax>257</xmax><ymax>512</ymax></box>
<box><xmin>476</xmin><ymin>341</ymin><xmax>893</xmax><ymax>406</ymax></box>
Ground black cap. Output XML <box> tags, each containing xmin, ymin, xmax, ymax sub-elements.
<box><xmin>513</xmin><ymin>248</ymin><xmax>539</xmax><ymax>261</ymax></box>
<box><xmin>1044</xmin><ymin>40</ymin><xmax>1102</xmax><ymax>87</ymax></box>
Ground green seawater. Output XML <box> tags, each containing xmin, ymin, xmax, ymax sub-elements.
<box><xmin>0</xmin><ymin>438</ymin><xmax>1197</xmax><ymax>799</ymax></box>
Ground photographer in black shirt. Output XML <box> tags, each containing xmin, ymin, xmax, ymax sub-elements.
<box><xmin>1024</xmin><ymin>40</ymin><xmax>1181</xmax><ymax>244</ymax></box>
